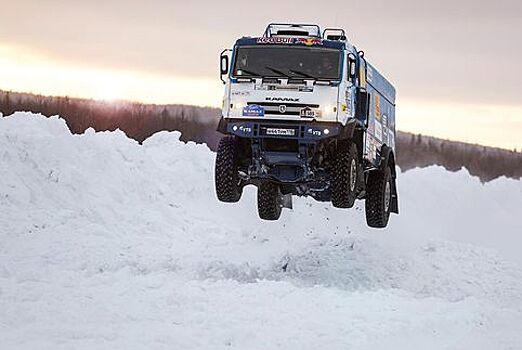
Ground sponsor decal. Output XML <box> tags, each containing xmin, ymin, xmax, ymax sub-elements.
<box><xmin>242</xmin><ymin>104</ymin><xmax>265</xmax><ymax>117</ymax></box>
<box><xmin>389</xmin><ymin>133</ymin><xmax>395</xmax><ymax>149</ymax></box>
<box><xmin>266</xmin><ymin>128</ymin><xmax>296</xmax><ymax>136</ymax></box>
<box><xmin>256</xmin><ymin>37</ymin><xmax>293</xmax><ymax>44</ymax></box>
<box><xmin>381</xmin><ymin>114</ymin><xmax>388</xmax><ymax>143</ymax></box>
<box><xmin>374</xmin><ymin>120</ymin><xmax>383</xmax><ymax>142</ymax></box>
<box><xmin>231</xmin><ymin>124</ymin><xmax>253</xmax><ymax>135</ymax></box>
<box><xmin>300</xmin><ymin>106</ymin><xmax>315</xmax><ymax>118</ymax></box>
<box><xmin>265</xmin><ymin>97</ymin><xmax>300</xmax><ymax>102</ymax></box>
<box><xmin>374</xmin><ymin>94</ymin><xmax>381</xmax><ymax>119</ymax></box>
<box><xmin>307</xmin><ymin>127</ymin><xmax>322</xmax><ymax>136</ymax></box>
<box><xmin>345</xmin><ymin>89</ymin><xmax>353</xmax><ymax>115</ymax></box>
<box><xmin>295</xmin><ymin>38</ymin><xmax>323</xmax><ymax>46</ymax></box>
<box><xmin>367</xmin><ymin>118</ymin><xmax>375</xmax><ymax>134</ymax></box>
<box><xmin>366</xmin><ymin>136</ymin><xmax>380</xmax><ymax>162</ymax></box>
<box><xmin>255</xmin><ymin>37</ymin><xmax>323</xmax><ymax>46</ymax></box>
<box><xmin>239</xmin><ymin>125</ymin><xmax>252</xmax><ymax>133</ymax></box>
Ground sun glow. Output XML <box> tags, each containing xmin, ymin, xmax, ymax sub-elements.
<box><xmin>397</xmin><ymin>99</ymin><xmax>522</xmax><ymax>150</ymax></box>
<box><xmin>0</xmin><ymin>44</ymin><xmax>223</xmax><ymax>106</ymax></box>
<box><xmin>90</xmin><ymin>79</ymin><xmax>126</xmax><ymax>102</ymax></box>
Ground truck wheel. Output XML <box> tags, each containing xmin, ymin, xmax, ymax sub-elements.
<box><xmin>331</xmin><ymin>141</ymin><xmax>359</xmax><ymax>208</ymax></box>
<box><xmin>215</xmin><ymin>136</ymin><xmax>242</xmax><ymax>203</ymax></box>
<box><xmin>365</xmin><ymin>166</ymin><xmax>392</xmax><ymax>228</ymax></box>
<box><xmin>257</xmin><ymin>182</ymin><xmax>282</xmax><ymax>220</ymax></box>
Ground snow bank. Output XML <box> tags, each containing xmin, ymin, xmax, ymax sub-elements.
<box><xmin>1</xmin><ymin>112</ymin><xmax>521</xmax><ymax>350</ymax></box>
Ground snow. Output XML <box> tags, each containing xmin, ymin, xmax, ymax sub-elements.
<box><xmin>1</xmin><ymin>112</ymin><xmax>522</xmax><ymax>350</ymax></box>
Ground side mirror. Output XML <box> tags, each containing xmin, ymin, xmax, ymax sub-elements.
<box><xmin>220</xmin><ymin>50</ymin><xmax>230</xmax><ymax>84</ymax></box>
<box><xmin>348</xmin><ymin>53</ymin><xmax>356</xmax><ymax>80</ymax></box>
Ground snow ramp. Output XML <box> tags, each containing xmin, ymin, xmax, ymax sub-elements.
<box><xmin>1</xmin><ymin>112</ymin><xmax>522</xmax><ymax>350</ymax></box>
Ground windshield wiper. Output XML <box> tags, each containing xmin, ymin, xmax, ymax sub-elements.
<box><xmin>264</xmin><ymin>65</ymin><xmax>292</xmax><ymax>78</ymax></box>
<box><xmin>288</xmin><ymin>69</ymin><xmax>319</xmax><ymax>80</ymax></box>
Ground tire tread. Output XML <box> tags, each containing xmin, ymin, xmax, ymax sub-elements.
<box><xmin>365</xmin><ymin>166</ymin><xmax>392</xmax><ymax>228</ymax></box>
<box><xmin>257</xmin><ymin>182</ymin><xmax>282</xmax><ymax>220</ymax></box>
<box><xmin>331</xmin><ymin>141</ymin><xmax>359</xmax><ymax>208</ymax></box>
<box><xmin>215</xmin><ymin>136</ymin><xmax>241</xmax><ymax>202</ymax></box>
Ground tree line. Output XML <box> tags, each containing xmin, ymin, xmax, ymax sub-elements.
<box><xmin>0</xmin><ymin>90</ymin><xmax>222</xmax><ymax>147</ymax></box>
<box><xmin>1</xmin><ymin>89</ymin><xmax>520</xmax><ymax>182</ymax></box>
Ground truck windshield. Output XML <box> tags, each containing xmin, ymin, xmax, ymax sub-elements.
<box><xmin>233</xmin><ymin>46</ymin><xmax>341</xmax><ymax>80</ymax></box>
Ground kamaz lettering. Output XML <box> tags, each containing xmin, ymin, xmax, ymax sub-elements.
<box><xmin>265</xmin><ymin>97</ymin><xmax>299</xmax><ymax>102</ymax></box>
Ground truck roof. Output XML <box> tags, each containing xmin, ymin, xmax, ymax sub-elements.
<box><xmin>235</xmin><ymin>37</ymin><xmax>347</xmax><ymax>50</ymax></box>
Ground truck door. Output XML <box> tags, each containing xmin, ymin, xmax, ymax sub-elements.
<box><xmin>342</xmin><ymin>53</ymin><xmax>357</xmax><ymax>123</ymax></box>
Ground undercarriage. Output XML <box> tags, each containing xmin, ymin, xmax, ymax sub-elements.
<box><xmin>218</xmin><ymin>118</ymin><xmax>361</xmax><ymax>201</ymax></box>
<box><xmin>215</xmin><ymin>117</ymin><xmax>398</xmax><ymax>226</ymax></box>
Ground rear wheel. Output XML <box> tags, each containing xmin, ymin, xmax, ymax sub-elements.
<box><xmin>257</xmin><ymin>182</ymin><xmax>282</xmax><ymax>220</ymax></box>
<box><xmin>331</xmin><ymin>141</ymin><xmax>359</xmax><ymax>208</ymax></box>
<box><xmin>215</xmin><ymin>136</ymin><xmax>242</xmax><ymax>203</ymax></box>
<box><xmin>365</xmin><ymin>166</ymin><xmax>393</xmax><ymax>228</ymax></box>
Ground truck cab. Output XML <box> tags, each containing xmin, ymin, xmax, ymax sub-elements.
<box><xmin>215</xmin><ymin>23</ymin><xmax>398</xmax><ymax>228</ymax></box>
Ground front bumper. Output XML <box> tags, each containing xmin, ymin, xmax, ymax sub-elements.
<box><xmin>217</xmin><ymin>118</ymin><xmax>347</xmax><ymax>183</ymax></box>
<box><xmin>217</xmin><ymin>117</ymin><xmax>342</xmax><ymax>142</ymax></box>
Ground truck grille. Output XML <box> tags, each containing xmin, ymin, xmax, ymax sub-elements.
<box><xmin>247</xmin><ymin>102</ymin><xmax>319</xmax><ymax>116</ymax></box>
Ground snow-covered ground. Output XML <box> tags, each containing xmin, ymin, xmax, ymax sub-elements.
<box><xmin>1</xmin><ymin>112</ymin><xmax>521</xmax><ymax>350</ymax></box>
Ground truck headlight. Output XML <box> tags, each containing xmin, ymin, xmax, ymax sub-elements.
<box><xmin>233</xmin><ymin>102</ymin><xmax>246</xmax><ymax>110</ymax></box>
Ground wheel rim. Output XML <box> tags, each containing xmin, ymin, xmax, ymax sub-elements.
<box><xmin>384</xmin><ymin>180</ymin><xmax>391</xmax><ymax>213</ymax></box>
<box><xmin>349</xmin><ymin>159</ymin><xmax>357</xmax><ymax>192</ymax></box>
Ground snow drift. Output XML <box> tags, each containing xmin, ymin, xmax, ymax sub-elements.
<box><xmin>1</xmin><ymin>112</ymin><xmax>522</xmax><ymax>350</ymax></box>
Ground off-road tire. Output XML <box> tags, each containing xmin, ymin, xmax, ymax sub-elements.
<box><xmin>257</xmin><ymin>182</ymin><xmax>282</xmax><ymax>220</ymax></box>
<box><xmin>331</xmin><ymin>141</ymin><xmax>359</xmax><ymax>208</ymax></box>
<box><xmin>365</xmin><ymin>166</ymin><xmax>392</xmax><ymax>228</ymax></box>
<box><xmin>215</xmin><ymin>136</ymin><xmax>241</xmax><ymax>203</ymax></box>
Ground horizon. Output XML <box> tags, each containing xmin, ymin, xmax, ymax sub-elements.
<box><xmin>1</xmin><ymin>0</ymin><xmax>521</xmax><ymax>149</ymax></box>
<box><xmin>3</xmin><ymin>88</ymin><xmax>521</xmax><ymax>153</ymax></box>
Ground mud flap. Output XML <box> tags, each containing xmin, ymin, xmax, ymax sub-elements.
<box><xmin>390</xmin><ymin>177</ymin><xmax>399</xmax><ymax>214</ymax></box>
<box><xmin>281</xmin><ymin>194</ymin><xmax>293</xmax><ymax>210</ymax></box>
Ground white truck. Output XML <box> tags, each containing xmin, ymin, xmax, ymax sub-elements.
<box><xmin>215</xmin><ymin>23</ymin><xmax>398</xmax><ymax>228</ymax></box>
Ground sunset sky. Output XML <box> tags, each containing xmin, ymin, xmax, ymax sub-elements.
<box><xmin>1</xmin><ymin>0</ymin><xmax>521</xmax><ymax>149</ymax></box>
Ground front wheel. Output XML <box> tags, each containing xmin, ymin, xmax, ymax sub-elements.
<box><xmin>331</xmin><ymin>141</ymin><xmax>360</xmax><ymax>208</ymax></box>
<box><xmin>365</xmin><ymin>166</ymin><xmax>393</xmax><ymax>228</ymax></box>
<box><xmin>215</xmin><ymin>136</ymin><xmax>242</xmax><ymax>203</ymax></box>
<box><xmin>257</xmin><ymin>182</ymin><xmax>282</xmax><ymax>221</ymax></box>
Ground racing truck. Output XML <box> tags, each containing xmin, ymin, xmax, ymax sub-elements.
<box><xmin>214</xmin><ymin>23</ymin><xmax>398</xmax><ymax>228</ymax></box>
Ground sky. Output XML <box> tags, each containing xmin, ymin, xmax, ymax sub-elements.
<box><xmin>0</xmin><ymin>0</ymin><xmax>521</xmax><ymax>149</ymax></box>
